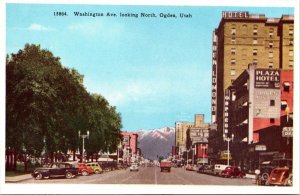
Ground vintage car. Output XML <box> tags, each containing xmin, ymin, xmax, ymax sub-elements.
<box><xmin>220</xmin><ymin>166</ymin><xmax>245</xmax><ymax>178</ymax></box>
<box><xmin>86</xmin><ymin>162</ymin><xmax>103</xmax><ymax>174</ymax></box>
<box><xmin>32</xmin><ymin>162</ymin><xmax>78</xmax><ymax>180</ymax></box>
<box><xmin>258</xmin><ymin>159</ymin><xmax>292</xmax><ymax>185</ymax></box>
<box><xmin>197</xmin><ymin>165</ymin><xmax>214</xmax><ymax>174</ymax></box>
<box><xmin>185</xmin><ymin>164</ymin><xmax>196</xmax><ymax>171</ymax></box>
<box><xmin>266</xmin><ymin>167</ymin><xmax>293</xmax><ymax>186</ymax></box>
<box><xmin>129</xmin><ymin>163</ymin><xmax>139</xmax><ymax>172</ymax></box>
<box><xmin>78</xmin><ymin>163</ymin><xmax>94</xmax><ymax>176</ymax></box>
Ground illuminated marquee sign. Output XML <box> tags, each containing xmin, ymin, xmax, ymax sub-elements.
<box><xmin>255</xmin><ymin>69</ymin><xmax>281</xmax><ymax>89</ymax></box>
<box><xmin>222</xmin><ymin>11</ymin><xmax>249</xmax><ymax>18</ymax></box>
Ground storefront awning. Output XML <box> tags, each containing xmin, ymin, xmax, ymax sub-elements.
<box><xmin>281</xmin><ymin>101</ymin><xmax>288</xmax><ymax>105</ymax></box>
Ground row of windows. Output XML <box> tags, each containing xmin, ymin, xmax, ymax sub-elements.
<box><xmin>230</xmin><ymin>49</ymin><xmax>293</xmax><ymax>57</ymax></box>
<box><xmin>230</xmin><ymin>38</ymin><xmax>294</xmax><ymax>46</ymax></box>
<box><xmin>229</xmin><ymin>60</ymin><xmax>293</xmax><ymax>76</ymax></box>
<box><xmin>230</xmin><ymin>25</ymin><xmax>293</xmax><ymax>37</ymax></box>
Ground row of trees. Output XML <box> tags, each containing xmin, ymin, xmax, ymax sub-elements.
<box><xmin>6</xmin><ymin>44</ymin><xmax>122</xmax><ymax>170</ymax></box>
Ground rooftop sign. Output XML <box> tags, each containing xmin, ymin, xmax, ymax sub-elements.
<box><xmin>222</xmin><ymin>11</ymin><xmax>249</xmax><ymax>19</ymax></box>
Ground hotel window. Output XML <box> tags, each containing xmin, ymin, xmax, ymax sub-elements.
<box><xmin>253</xmin><ymin>38</ymin><xmax>258</xmax><ymax>45</ymax></box>
<box><xmin>230</xmin><ymin>69</ymin><xmax>236</xmax><ymax>76</ymax></box>
<box><xmin>268</xmin><ymin>62</ymin><xmax>273</xmax><ymax>68</ymax></box>
<box><xmin>253</xmin><ymin>25</ymin><xmax>258</xmax><ymax>35</ymax></box>
<box><xmin>270</xmin><ymin>100</ymin><xmax>275</xmax><ymax>106</ymax></box>
<box><xmin>231</xmin><ymin>48</ymin><xmax>236</xmax><ymax>55</ymax></box>
<box><xmin>231</xmin><ymin>38</ymin><xmax>236</xmax><ymax>44</ymax></box>
<box><xmin>253</xmin><ymin>49</ymin><xmax>258</xmax><ymax>56</ymax></box>
<box><xmin>269</xmin><ymin>41</ymin><xmax>273</xmax><ymax>48</ymax></box>
<box><xmin>269</xmin><ymin>51</ymin><xmax>273</xmax><ymax>58</ymax></box>
<box><xmin>269</xmin><ymin>28</ymin><xmax>274</xmax><ymax>38</ymax></box>
<box><xmin>283</xmin><ymin>82</ymin><xmax>290</xmax><ymax>92</ymax></box>
<box><xmin>289</xmin><ymin>60</ymin><xmax>293</xmax><ymax>67</ymax></box>
<box><xmin>289</xmin><ymin>50</ymin><xmax>293</xmax><ymax>57</ymax></box>
<box><xmin>270</xmin><ymin>118</ymin><xmax>275</xmax><ymax>123</ymax></box>
<box><xmin>253</xmin><ymin>59</ymin><xmax>258</xmax><ymax>64</ymax></box>
<box><xmin>289</xmin><ymin>26</ymin><xmax>293</xmax><ymax>36</ymax></box>
<box><xmin>242</xmin><ymin>24</ymin><xmax>247</xmax><ymax>35</ymax></box>
<box><xmin>231</xmin><ymin>59</ymin><xmax>236</xmax><ymax>65</ymax></box>
<box><xmin>281</xmin><ymin>101</ymin><xmax>288</xmax><ymax>110</ymax></box>
<box><xmin>289</xmin><ymin>39</ymin><xmax>293</xmax><ymax>45</ymax></box>
<box><xmin>231</xmin><ymin>28</ymin><xmax>236</xmax><ymax>35</ymax></box>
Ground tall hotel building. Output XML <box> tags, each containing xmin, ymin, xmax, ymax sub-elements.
<box><xmin>211</xmin><ymin>11</ymin><xmax>294</xmax><ymax>137</ymax></box>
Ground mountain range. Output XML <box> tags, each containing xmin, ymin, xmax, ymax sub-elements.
<box><xmin>135</xmin><ymin>127</ymin><xmax>175</xmax><ymax>160</ymax></box>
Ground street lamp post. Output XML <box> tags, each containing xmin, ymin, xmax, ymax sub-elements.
<box><xmin>223</xmin><ymin>133</ymin><xmax>234</xmax><ymax>166</ymax></box>
<box><xmin>201</xmin><ymin>144</ymin><xmax>206</xmax><ymax>166</ymax></box>
<box><xmin>192</xmin><ymin>147</ymin><xmax>194</xmax><ymax>166</ymax></box>
<box><xmin>186</xmin><ymin>149</ymin><xmax>189</xmax><ymax>165</ymax></box>
<box><xmin>78</xmin><ymin>130</ymin><xmax>89</xmax><ymax>163</ymax></box>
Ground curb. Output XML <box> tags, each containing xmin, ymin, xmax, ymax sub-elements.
<box><xmin>245</xmin><ymin>174</ymin><xmax>256</xmax><ymax>179</ymax></box>
<box><xmin>5</xmin><ymin>175</ymin><xmax>32</xmax><ymax>183</ymax></box>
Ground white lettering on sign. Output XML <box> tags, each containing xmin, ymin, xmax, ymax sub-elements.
<box><xmin>282</xmin><ymin>127</ymin><xmax>293</xmax><ymax>137</ymax></box>
<box><xmin>223</xmin><ymin>89</ymin><xmax>230</xmax><ymax>134</ymax></box>
<box><xmin>222</xmin><ymin>11</ymin><xmax>249</xmax><ymax>18</ymax></box>
<box><xmin>211</xmin><ymin>31</ymin><xmax>218</xmax><ymax>122</ymax></box>
<box><xmin>255</xmin><ymin>69</ymin><xmax>281</xmax><ymax>89</ymax></box>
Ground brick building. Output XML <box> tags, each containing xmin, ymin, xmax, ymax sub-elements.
<box><xmin>210</xmin><ymin>11</ymin><xmax>294</xmax><ymax>168</ymax></box>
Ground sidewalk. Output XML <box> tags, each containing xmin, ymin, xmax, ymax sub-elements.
<box><xmin>5</xmin><ymin>174</ymin><xmax>32</xmax><ymax>183</ymax></box>
<box><xmin>245</xmin><ymin>173</ymin><xmax>256</xmax><ymax>179</ymax></box>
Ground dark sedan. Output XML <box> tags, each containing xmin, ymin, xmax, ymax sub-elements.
<box><xmin>220</xmin><ymin>166</ymin><xmax>245</xmax><ymax>178</ymax></box>
<box><xmin>32</xmin><ymin>162</ymin><xmax>78</xmax><ymax>180</ymax></box>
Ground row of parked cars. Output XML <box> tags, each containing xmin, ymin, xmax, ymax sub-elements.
<box><xmin>196</xmin><ymin>164</ymin><xmax>245</xmax><ymax>178</ymax></box>
<box><xmin>31</xmin><ymin>161</ymin><xmax>119</xmax><ymax>180</ymax></box>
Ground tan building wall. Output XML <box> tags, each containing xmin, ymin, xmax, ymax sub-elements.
<box><xmin>175</xmin><ymin>122</ymin><xmax>193</xmax><ymax>152</ymax></box>
<box><xmin>194</xmin><ymin>114</ymin><xmax>204</xmax><ymax>127</ymax></box>
<box><xmin>214</xmin><ymin>12</ymin><xmax>294</xmax><ymax>133</ymax></box>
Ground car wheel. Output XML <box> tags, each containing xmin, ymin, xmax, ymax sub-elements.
<box><xmin>65</xmin><ymin>172</ymin><xmax>73</xmax><ymax>179</ymax></box>
<box><xmin>95</xmin><ymin>170</ymin><xmax>100</xmax><ymax>174</ymax></box>
<box><xmin>286</xmin><ymin>175</ymin><xmax>293</xmax><ymax>186</ymax></box>
<box><xmin>82</xmin><ymin>170</ymin><xmax>89</xmax><ymax>176</ymax></box>
<box><xmin>261</xmin><ymin>172</ymin><xmax>269</xmax><ymax>181</ymax></box>
<box><xmin>35</xmin><ymin>172</ymin><xmax>43</xmax><ymax>180</ymax></box>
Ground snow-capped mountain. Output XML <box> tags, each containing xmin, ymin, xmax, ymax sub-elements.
<box><xmin>135</xmin><ymin>127</ymin><xmax>175</xmax><ymax>160</ymax></box>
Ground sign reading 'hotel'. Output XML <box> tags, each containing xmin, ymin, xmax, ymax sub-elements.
<box><xmin>222</xmin><ymin>11</ymin><xmax>249</xmax><ymax>18</ymax></box>
<box><xmin>255</xmin><ymin>69</ymin><xmax>281</xmax><ymax>89</ymax></box>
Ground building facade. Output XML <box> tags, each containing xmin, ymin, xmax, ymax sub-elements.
<box><xmin>228</xmin><ymin>65</ymin><xmax>293</xmax><ymax>171</ymax></box>
<box><xmin>120</xmin><ymin>132</ymin><xmax>139</xmax><ymax>163</ymax></box>
<box><xmin>210</xmin><ymin>11</ymin><xmax>294</xmax><ymax>171</ymax></box>
<box><xmin>212</xmin><ymin>11</ymin><xmax>294</xmax><ymax>134</ymax></box>
<box><xmin>175</xmin><ymin>121</ymin><xmax>194</xmax><ymax>156</ymax></box>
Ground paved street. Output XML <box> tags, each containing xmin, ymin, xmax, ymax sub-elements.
<box><xmin>19</xmin><ymin>166</ymin><xmax>255</xmax><ymax>185</ymax></box>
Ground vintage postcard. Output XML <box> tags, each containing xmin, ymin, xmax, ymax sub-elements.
<box><xmin>1</xmin><ymin>0</ymin><xmax>299</xmax><ymax>194</ymax></box>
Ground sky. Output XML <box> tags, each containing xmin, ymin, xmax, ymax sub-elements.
<box><xmin>5</xmin><ymin>3</ymin><xmax>294</xmax><ymax>132</ymax></box>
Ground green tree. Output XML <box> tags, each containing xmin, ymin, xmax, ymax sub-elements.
<box><xmin>6</xmin><ymin>44</ymin><xmax>123</xmax><ymax>170</ymax></box>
